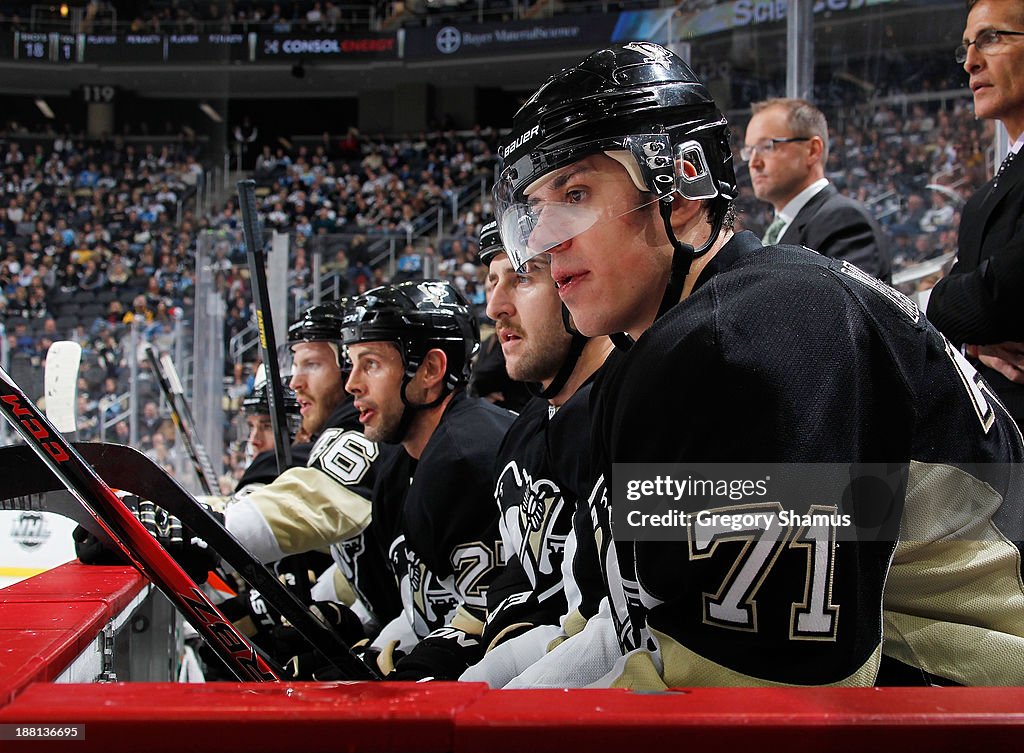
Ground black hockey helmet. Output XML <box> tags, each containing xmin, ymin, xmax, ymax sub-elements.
<box><xmin>287</xmin><ymin>298</ymin><xmax>349</xmax><ymax>370</ymax></box>
<box><xmin>242</xmin><ymin>364</ymin><xmax>302</xmax><ymax>433</ymax></box>
<box><xmin>477</xmin><ymin>220</ymin><xmax>504</xmax><ymax>267</ymax></box>
<box><xmin>288</xmin><ymin>299</ymin><xmax>348</xmax><ymax>345</ymax></box>
<box><xmin>494</xmin><ymin>42</ymin><xmax>736</xmax><ymax>344</ymax></box>
<box><xmin>342</xmin><ymin>280</ymin><xmax>480</xmax><ymax>400</ymax></box>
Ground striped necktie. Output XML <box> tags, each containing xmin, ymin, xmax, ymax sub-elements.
<box><xmin>762</xmin><ymin>215</ymin><xmax>786</xmax><ymax>245</ymax></box>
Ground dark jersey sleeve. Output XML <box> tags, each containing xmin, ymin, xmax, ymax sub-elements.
<box><xmin>591</xmin><ymin>241</ymin><xmax>1024</xmax><ymax>687</ymax></box>
<box><xmin>235</xmin><ymin>443</ymin><xmax>312</xmax><ymax>490</ymax></box>
<box><xmin>402</xmin><ymin>395</ymin><xmax>514</xmax><ymax>626</ymax></box>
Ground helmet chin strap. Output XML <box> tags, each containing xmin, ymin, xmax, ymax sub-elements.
<box><xmin>610</xmin><ymin>196</ymin><xmax>727</xmax><ymax>352</ymax></box>
<box><xmin>390</xmin><ymin>359</ymin><xmax>452</xmax><ymax>442</ymax></box>
<box><xmin>531</xmin><ymin>312</ymin><xmax>588</xmax><ymax>400</ymax></box>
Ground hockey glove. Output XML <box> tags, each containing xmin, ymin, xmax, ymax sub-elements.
<box><xmin>73</xmin><ymin>495</ymin><xmax>220</xmax><ymax>584</ymax></box>
<box><xmin>73</xmin><ymin>524</ymin><xmax>130</xmax><ymax>566</ymax></box>
<box><xmin>281</xmin><ymin>611</ymin><xmax>379</xmax><ymax>681</ymax></box>
<box><xmin>387</xmin><ymin>627</ymin><xmax>483</xmax><ymax>682</ymax></box>
<box><xmin>277</xmin><ymin>601</ymin><xmax>368</xmax><ymax>677</ymax></box>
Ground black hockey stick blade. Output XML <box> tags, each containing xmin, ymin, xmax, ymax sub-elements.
<box><xmin>0</xmin><ymin>366</ymin><xmax>279</xmax><ymax>682</ymax></box>
<box><xmin>0</xmin><ymin>441</ymin><xmax>380</xmax><ymax>681</ymax></box>
<box><xmin>236</xmin><ymin>179</ymin><xmax>292</xmax><ymax>474</ymax></box>
<box><xmin>143</xmin><ymin>344</ymin><xmax>217</xmax><ymax>494</ymax></box>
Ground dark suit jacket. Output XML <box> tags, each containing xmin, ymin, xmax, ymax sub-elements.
<box><xmin>927</xmin><ymin>150</ymin><xmax>1024</xmax><ymax>425</ymax></box>
<box><xmin>779</xmin><ymin>183</ymin><xmax>892</xmax><ymax>283</ymax></box>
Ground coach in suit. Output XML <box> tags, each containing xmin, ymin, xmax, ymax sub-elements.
<box><xmin>927</xmin><ymin>0</ymin><xmax>1024</xmax><ymax>427</ymax></box>
<box><xmin>744</xmin><ymin>98</ymin><xmax>892</xmax><ymax>283</ymax></box>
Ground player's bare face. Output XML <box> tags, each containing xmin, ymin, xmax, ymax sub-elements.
<box><xmin>344</xmin><ymin>341</ymin><xmax>407</xmax><ymax>444</ymax></box>
<box><xmin>246</xmin><ymin>414</ymin><xmax>274</xmax><ymax>455</ymax></box>
<box><xmin>288</xmin><ymin>342</ymin><xmax>345</xmax><ymax>436</ymax></box>
<box><xmin>533</xmin><ymin>154</ymin><xmax>669</xmax><ymax>338</ymax></box>
<box><xmin>486</xmin><ymin>253</ymin><xmax>572</xmax><ymax>385</ymax></box>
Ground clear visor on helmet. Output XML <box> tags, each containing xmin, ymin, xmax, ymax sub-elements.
<box><xmin>494</xmin><ymin>137</ymin><xmax>719</xmax><ymax>271</ymax></box>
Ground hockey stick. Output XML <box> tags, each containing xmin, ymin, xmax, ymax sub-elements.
<box><xmin>143</xmin><ymin>344</ymin><xmax>219</xmax><ymax>494</ymax></box>
<box><xmin>0</xmin><ymin>366</ymin><xmax>279</xmax><ymax>682</ymax></box>
<box><xmin>0</xmin><ymin>441</ymin><xmax>380</xmax><ymax>681</ymax></box>
<box><xmin>44</xmin><ymin>340</ymin><xmax>81</xmax><ymax>434</ymax></box>
<box><xmin>236</xmin><ymin>179</ymin><xmax>292</xmax><ymax>474</ymax></box>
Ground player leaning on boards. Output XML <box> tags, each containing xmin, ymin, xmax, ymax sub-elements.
<box><xmin>493</xmin><ymin>41</ymin><xmax>1024</xmax><ymax>688</ymax></box>
<box><xmin>341</xmin><ymin>280</ymin><xmax>515</xmax><ymax>680</ymax></box>
<box><xmin>223</xmin><ymin>301</ymin><xmax>401</xmax><ymax>653</ymax></box>
<box><xmin>234</xmin><ymin>364</ymin><xmax>306</xmax><ymax>489</ymax></box>
<box><xmin>460</xmin><ymin>221</ymin><xmax>609</xmax><ymax>687</ymax></box>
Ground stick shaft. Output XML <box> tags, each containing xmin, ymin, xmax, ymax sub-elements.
<box><xmin>237</xmin><ymin>179</ymin><xmax>292</xmax><ymax>473</ymax></box>
<box><xmin>144</xmin><ymin>345</ymin><xmax>218</xmax><ymax>494</ymax></box>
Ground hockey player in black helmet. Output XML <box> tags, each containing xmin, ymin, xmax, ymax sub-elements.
<box><xmin>497</xmin><ymin>42</ymin><xmax>1024</xmax><ymax>689</ymax></box>
<box><xmin>460</xmin><ymin>220</ymin><xmax>609</xmax><ymax>687</ymax></box>
<box><xmin>342</xmin><ymin>280</ymin><xmax>515</xmax><ymax>680</ymax></box>
<box><xmin>467</xmin><ymin>226</ymin><xmax>533</xmax><ymax>414</ymax></box>
<box><xmin>235</xmin><ymin>363</ymin><xmax>305</xmax><ymax>489</ymax></box>
<box><xmin>221</xmin><ymin>299</ymin><xmax>403</xmax><ymax>677</ymax></box>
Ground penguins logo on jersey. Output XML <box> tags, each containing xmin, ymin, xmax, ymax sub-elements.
<box><xmin>390</xmin><ymin>536</ymin><xmax>459</xmax><ymax>635</ymax></box>
<box><xmin>495</xmin><ymin>460</ymin><xmax>567</xmax><ymax>579</ymax></box>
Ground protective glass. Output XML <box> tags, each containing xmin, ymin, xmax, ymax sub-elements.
<box><xmin>494</xmin><ymin>137</ymin><xmax>718</xmax><ymax>270</ymax></box>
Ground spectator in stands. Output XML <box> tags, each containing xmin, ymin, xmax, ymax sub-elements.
<box><xmin>98</xmin><ymin>376</ymin><xmax>121</xmax><ymax>424</ymax></box>
<box><xmin>123</xmin><ymin>294</ymin><xmax>154</xmax><ymax>327</ymax></box>
<box><xmin>892</xmin><ymin>191</ymin><xmax>933</xmax><ymax>235</ymax></box>
<box><xmin>78</xmin><ymin>258</ymin><xmax>105</xmax><ymax>291</ymax></box>
<box><xmin>927</xmin><ymin>0</ymin><xmax>1024</xmax><ymax>427</ymax></box>
<box><xmin>76</xmin><ymin>393</ymin><xmax>99</xmax><ymax>440</ymax></box>
<box><xmin>744</xmin><ymin>98</ymin><xmax>893</xmax><ymax>283</ymax></box>
<box><xmin>920</xmin><ymin>190</ymin><xmax>956</xmax><ymax>233</ymax></box>
<box><xmin>139</xmin><ymin>399</ymin><xmax>164</xmax><ymax>441</ymax></box>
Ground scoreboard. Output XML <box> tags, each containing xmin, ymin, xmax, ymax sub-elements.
<box><xmin>7</xmin><ymin>31</ymin><xmax>395</xmax><ymax>64</ymax></box>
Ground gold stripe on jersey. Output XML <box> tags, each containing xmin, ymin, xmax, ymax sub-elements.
<box><xmin>542</xmin><ymin>609</ymin><xmax>591</xmax><ymax>654</ymax></box>
<box><xmin>332</xmin><ymin>566</ymin><xmax>358</xmax><ymax>607</ymax></box>
<box><xmin>609</xmin><ymin>629</ymin><xmax>880</xmax><ymax>690</ymax></box>
<box><xmin>882</xmin><ymin>461</ymin><xmax>1024</xmax><ymax>685</ymax></box>
<box><xmin>562</xmin><ymin>608</ymin><xmax>589</xmax><ymax>638</ymax></box>
<box><xmin>247</xmin><ymin>465</ymin><xmax>372</xmax><ymax>555</ymax></box>
<box><xmin>451</xmin><ymin>605</ymin><xmax>487</xmax><ymax>636</ymax></box>
<box><xmin>487</xmin><ymin>623</ymin><xmax>535</xmax><ymax>652</ymax></box>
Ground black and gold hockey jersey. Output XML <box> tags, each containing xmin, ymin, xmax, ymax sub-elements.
<box><xmin>585</xmin><ymin>230</ymin><xmax>1024</xmax><ymax>688</ymax></box>
<box><xmin>484</xmin><ymin>388</ymin><xmax>604</xmax><ymax>650</ymax></box>
<box><xmin>371</xmin><ymin>392</ymin><xmax>514</xmax><ymax>645</ymax></box>
<box><xmin>225</xmin><ymin>397</ymin><xmax>402</xmax><ymax>626</ymax></box>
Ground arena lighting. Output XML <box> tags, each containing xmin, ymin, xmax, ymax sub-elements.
<box><xmin>199</xmin><ymin>102</ymin><xmax>223</xmax><ymax>123</ymax></box>
<box><xmin>34</xmin><ymin>99</ymin><xmax>55</xmax><ymax>119</ymax></box>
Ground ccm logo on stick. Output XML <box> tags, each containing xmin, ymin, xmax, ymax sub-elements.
<box><xmin>1</xmin><ymin>394</ymin><xmax>69</xmax><ymax>463</ymax></box>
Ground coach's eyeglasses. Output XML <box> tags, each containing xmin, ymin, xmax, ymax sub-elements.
<box><xmin>740</xmin><ymin>137</ymin><xmax>811</xmax><ymax>161</ymax></box>
<box><xmin>955</xmin><ymin>28</ymin><xmax>1024</xmax><ymax>63</ymax></box>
